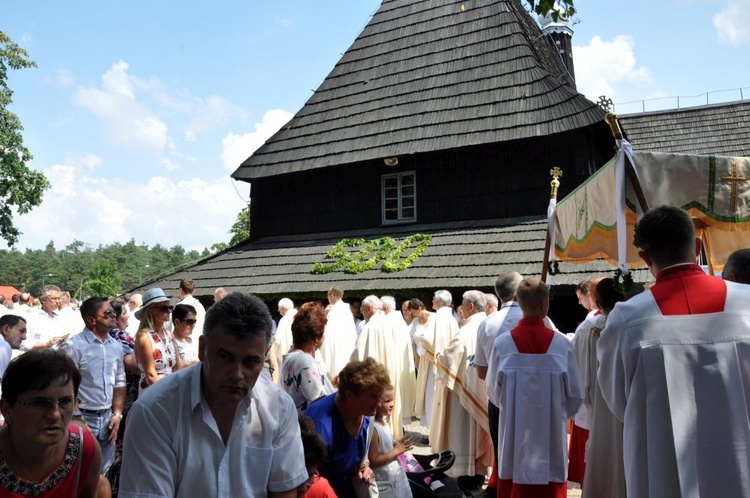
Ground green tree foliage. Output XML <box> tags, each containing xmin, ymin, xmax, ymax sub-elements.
<box><xmin>528</xmin><ymin>0</ymin><xmax>574</xmax><ymax>19</ymax></box>
<box><xmin>0</xmin><ymin>239</ymin><xmax>207</xmax><ymax>298</ymax></box>
<box><xmin>228</xmin><ymin>206</ymin><xmax>250</xmax><ymax>247</ymax></box>
<box><xmin>0</xmin><ymin>30</ymin><xmax>50</xmax><ymax>247</ymax></box>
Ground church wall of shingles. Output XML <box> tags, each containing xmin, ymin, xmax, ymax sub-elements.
<box><xmin>249</xmin><ymin>124</ymin><xmax>613</xmax><ymax>241</ymax></box>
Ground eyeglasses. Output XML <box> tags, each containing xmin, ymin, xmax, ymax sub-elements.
<box><xmin>102</xmin><ymin>310</ymin><xmax>117</xmax><ymax>318</ymax></box>
<box><xmin>17</xmin><ymin>396</ymin><xmax>77</xmax><ymax>412</ymax></box>
<box><xmin>182</xmin><ymin>319</ymin><xmax>197</xmax><ymax>325</ymax></box>
<box><xmin>157</xmin><ymin>305</ymin><xmax>174</xmax><ymax>313</ymax></box>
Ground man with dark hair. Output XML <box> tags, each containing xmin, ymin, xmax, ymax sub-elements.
<box><xmin>598</xmin><ymin>205</ymin><xmax>750</xmax><ymax>497</ymax></box>
<box><xmin>120</xmin><ymin>292</ymin><xmax>307</xmax><ymax>498</ymax></box>
<box><xmin>723</xmin><ymin>248</ymin><xmax>750</xmax><ymax>284</ymax></box>
<box><xmin>61</xmin><ymin>296</ymin><xmax>125</xmax><ymax>475</ymax></box>
<box><xmin>177</xmin><ymin>278</ymin><xmax>206</xmax><ymax>337</ymax></box>
<box><xmin>0</xmin><ymin>314</ymin><xmax>26</xmax><ymax>379</ymax></box>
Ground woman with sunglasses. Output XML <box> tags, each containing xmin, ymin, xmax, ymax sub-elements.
<box><xmin>0</xmin><ymin>349</ymin><xmax>102</xmax><ymax>497</ymax></box>
<box><xmin>171</xmin><ymin>304</ymin><xmax>199</xmax><ymax>366</ymax></box>
<box><xmin>133</xmin><ymin>288</ymin><xmax>182</xmax><ymax>395</ymax></box>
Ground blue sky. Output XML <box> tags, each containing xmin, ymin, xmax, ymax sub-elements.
<box><xmin>3</xmin><ymin>0</ymin><xmax>749</xmax><ymax>251</ymax></box>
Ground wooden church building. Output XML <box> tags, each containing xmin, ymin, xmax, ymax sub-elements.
<box><xmin>132</xmin><ymin>0</ymin><xmax>660</xmax><ymax>329</ymax></box>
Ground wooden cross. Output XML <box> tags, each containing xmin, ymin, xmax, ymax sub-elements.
<box><xmin>721</xmin><ymin>161</ymin><xmax>748</xmax><ymax>212</ymax></box>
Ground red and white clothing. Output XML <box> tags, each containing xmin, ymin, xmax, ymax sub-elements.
<box><xmin>491</xmin><ymin>318</ymin><xmax>583</xmax><ymax>498</ymax></box>
<box><xmin>598</xmin><ymin>263</ymin><xmax>750</xmax><ymax>498</ymax></box>
<box><xmin>137</xmin><ymin>329</ymin><xmax>178</xmax><ymax>394</ymax></box>
<box><xmin>568</xmin><ymin>309</ymin><xmax>600</xmax><ymax>486</ymax></box>
<box><xmin>0</xmin><ymin>425</ymin><xmax>96</xmax><ymax>497</ymax></box>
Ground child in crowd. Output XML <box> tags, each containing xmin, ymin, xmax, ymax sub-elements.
<box><xmin>490</xmin><ymin>278</ymin><xmax>584</xmax><ymax>498</ymax></box>
<box><xmin>369</xmin><ymin>387</ymin><xmax>414</xmax><ymax>498</ymax></box>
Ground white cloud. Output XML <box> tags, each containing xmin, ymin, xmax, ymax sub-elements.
<box><xmin>75</xmin><ymin>61</ymin><xmax>168</xmax><ymax>155</ymax></box>
<box><xmin>52</xmin><ymin>67</ymin><xmax>75</xmax><ymax>87</ymax></box>
<box><xmin>184</xmin><ymin>95</ymin><xmax>248</xmax><ymax>142</ymax></box>
<box><xmin>7</xmin><ymin>158</ymin><xmax>247</xmax><ymax>251</ymax></box>
<box><xmin>220</xmin><ymin>109</ymin><xmax>293</xmax><ymax>171</ymax></box>
<box><xmin>573</xmin><ymin>35</ymin><xmax>652</xmax><ymax>101</ymax></box>
<box><xmin>714</xmin><ymin>1</ymin><xmax>750</xmax><ymax>46</ymax></box>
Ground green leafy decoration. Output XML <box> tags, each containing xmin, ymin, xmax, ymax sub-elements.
<box><xmin>311</xmin><ymin>238</ymin><xmax>366</xmax><ymax>275</ymax></box>
<box><xmin>382</xmin><ymin>234</ymin><xmax>432</xmax><ymax>273</ymax></box>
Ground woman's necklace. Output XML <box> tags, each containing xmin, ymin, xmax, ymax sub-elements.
<box><xmin>8</xmin><ymin>436</ymin><xmax>45</xmax><ymax>489</ymax></box>
<box><xmin>344</xmin><ymin>415</ymin><xmax>363</xmax><ymax>437</ymax></box>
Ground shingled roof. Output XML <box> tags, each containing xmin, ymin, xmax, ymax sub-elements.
<box><xmin>233</xmin><ymin>0</ymin><xmax>605</xmax><ymax>180</ymax></box>
<box><xmin>132</xmin><ymin>217</ymin><xmax>649</xmax><ymax>299</ymax></box>
<box><xmin>620</xmin><ymin>100</ymin><xmax>750</xmax><ymax>157</ymax></box>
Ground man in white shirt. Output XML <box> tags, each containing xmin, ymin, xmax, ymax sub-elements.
<box><xmin>62</xmin><ymin>297</ymin><xmax>126</xmax><ymax>474</ymax></box>
<box><xmin>0</xmin><ymin>314</ymin><xmax>26</xmax><ymax>380</ymax></box>
<box><xmin>120</xmin><ymin>292</ymin><xmax>307</xmax><ymax>498</ymax></box>
<box><xmin>22</xmin><ymin>285</ymin><xmax>67</xmax><ymax>350</ymax></box>
<box><xmin>177</xmin><ymin>278</ymin><xmax>206</xmax><ymax>337</ymax></box>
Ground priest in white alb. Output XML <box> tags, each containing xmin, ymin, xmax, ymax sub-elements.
<box><xmin>433</xmin><ymin>290</ymin><xmax>493</xmax><ymax>481</ymax></box>
<box><xmin>350</xmin><ymin>295</ymin><xmax>403</xmax><ymax>436</ymax></box>
<box><xmin>381</xmin><ymin>295</ymin><xmax>416</xmax><ymax>423</ymax></box>
<box><xmin>272</xmin><ymin>298</ymin><xmax>296</xmax><ymax>368</ymax></box>
<box><xmin>414</xmin><ymin>290</ymin><xmax>458</xmax><ymax>430</ymax></box>
<box><xmin>318</xmin><ymin>285</ymin><xmax>357</xmax><ymax>380</ymax></box>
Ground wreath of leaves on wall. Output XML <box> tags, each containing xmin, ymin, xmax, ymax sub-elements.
<box><xmin>310</xmin><ymin>234</ymin><xmax>432</xmax><ymax>275</ymax></box>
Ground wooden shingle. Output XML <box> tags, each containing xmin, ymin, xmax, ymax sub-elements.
<box><xmin>233</xmin><ymin>0</ymin><xmax>603</xmax><ymax>181</ymax></box>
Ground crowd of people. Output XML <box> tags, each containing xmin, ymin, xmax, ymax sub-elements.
<box><xmin>1</xmin><ymin>205</ymin><xmax>750</xmax><ymax>497</ymax></box>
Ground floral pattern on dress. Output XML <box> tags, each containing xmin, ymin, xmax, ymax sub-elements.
<box><xmin>138</xmin><ymin>330</ymin><xmax>177</xmax><ymax>393</ymax></box>
<box><xmin>0</xmin><ymin>429</ymin><xmax>81</xmax><ymax>495</ymax></box>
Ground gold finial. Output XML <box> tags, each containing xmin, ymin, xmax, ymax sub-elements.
<box><xmin>605</xmin><ymin>112</ymin><xmax>623</xmax><ymax>140</ymax></box>
<box><xmin>550</xmin><ymin>167</ymin><xmax>563</xmax><ymax>199</ymax></box>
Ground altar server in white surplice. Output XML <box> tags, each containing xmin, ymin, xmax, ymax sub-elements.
<box><xmin>491</xmin><ymin>278</ymin><xmax>583</xmax><ymax>498</ymax></box>
<box><xmin>319</xmin><ymin>285</ymin><xmax>357</xmax><ymax>380</ymax></box>
<box><xmin>413</xmin><ymin>290</ymin><xmax>458</xmax><ymax>430</ymax></box>
<box><xmin>433</xmin><ymin>290</ymin><xmax>493</xmax><ymax>479</ymax></box>
<box><xmin>351</xmin><ymin>295</ymin><xmax>403</xmax><ymax>437</ymax></box>
<box><xmin>598</xmin><ymin>205</ymin><xmax>750</xmax><ymax>498</ymax></box>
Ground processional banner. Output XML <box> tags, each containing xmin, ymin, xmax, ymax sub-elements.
<box><xmin>553</xmin><ymin>150</ymin><xmax>750</xmax><ymax>273</ymax></box>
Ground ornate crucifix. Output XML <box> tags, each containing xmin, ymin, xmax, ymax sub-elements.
<box><xmin>721</xmin><ymin>161</ymin><xmax>748</xmax><ymax>212</ymax></box>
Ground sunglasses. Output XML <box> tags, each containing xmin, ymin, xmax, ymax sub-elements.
<box><xmin>102</xmin><ymin>310</ymin><xmax>117</xmax><ymax>318</ymax></box>
<box><xmin>157</xmin><ymin>305</ymin><xmax>174</xmax><ymax>313</ymax></box>
<box><xmin>182</xmin><ymin>318</ymin><xmax>197</xmax><ymax>325</ymax></box>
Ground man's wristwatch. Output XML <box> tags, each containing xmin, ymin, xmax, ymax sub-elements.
<box><xmin>111</xmin><ymin>413</ymin><xmax>123</xmax><ymax>419</ymax></box>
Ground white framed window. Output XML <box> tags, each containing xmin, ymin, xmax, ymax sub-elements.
<box><xmin>381</xmin><ymin>171</ymin><xmax>416</xmax><ymax>224</ymax></box>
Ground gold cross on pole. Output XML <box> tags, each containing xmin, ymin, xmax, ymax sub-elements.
<box><xmin>721</xmin><ymin>161</ymin><xmax>748</xmax><ymax>212</ymax></box>
<box><xmin>550</xmin><ymin>167</ymin><xmax>563</xmax><ymax>199</ymax></box>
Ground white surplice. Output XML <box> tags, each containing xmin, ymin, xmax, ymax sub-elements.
<box><xmin>598</xmin><ymin>281</ymin><xmax>750</xmax><ymax>498</ymax></box>
<box><xmin>385</xmin><ymin>309</ymin><xmax>416</xmax><ymax>419</ymax></box>
<box><xmin>319</xmin><ymin>299</ymin><xmax>357</xmax><ymax>379</ymax></box>
<box><xmin>491</xmin><ymin>330</ymin><xmax>583</xmax><ymax>485</ymax></box>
